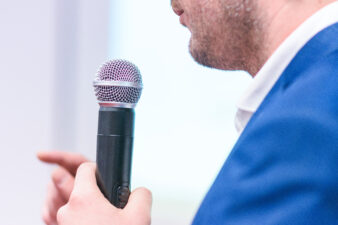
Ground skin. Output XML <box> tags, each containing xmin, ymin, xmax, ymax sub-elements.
<box><xmin>171</xmin><ymin>0</ymin><xmax>336</xmax><ymax>76</ymax></box>
<box><xmin>38</xmin><ymin>0</ymin><xmax>336</xmax><ymax>224</ymax></box>
<box><xmin>38</xmin><ymin>152</ymin><xmax>88</xmax><ymax>225</ymax></box>
<box><xmin>173</xmin><ymin>0</ymin><xmax>267</xmax><ymax>75</ymax></box>
<box><xmin>38</xmin><ymin>152</ymin><xmax>152</xmax><ymax>225</ymax></box>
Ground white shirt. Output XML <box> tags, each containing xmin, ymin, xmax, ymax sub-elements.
<box><xmin>235</xmin><ymin>2</ymin><xmax>338</xmax><ymax>134</ymax></box>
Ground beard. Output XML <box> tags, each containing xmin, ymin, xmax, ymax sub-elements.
<box><xmin>188</xmin><ymin>0</ymin><xmax>266</xmax><ymax>75</ymax></box>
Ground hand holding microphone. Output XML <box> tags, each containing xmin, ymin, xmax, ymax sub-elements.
<box><xmin>38</xmin><ymin>153</ymin><xmax>151</xmax><ymax>225</ymax></box>
<box><xmin>38</xmin><ymin>59</ymin><xmax>152</xmax><ymax>225</ymax></box>
<box><xmin>56</xmin><ymin>163</ymin><xmax>152</xmax><ymax>225</ymax></box>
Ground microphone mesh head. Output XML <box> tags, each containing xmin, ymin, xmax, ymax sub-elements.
<box><xmin>94</xmin><ymin>59</ymin><xmax>143</xmax><ymax>106</ymax></box>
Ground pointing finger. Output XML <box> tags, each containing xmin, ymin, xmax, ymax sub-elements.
<box><xmin>37</xmin><ymin>151</ymin><xmax>88</xmax><ymax>176</ymax></box>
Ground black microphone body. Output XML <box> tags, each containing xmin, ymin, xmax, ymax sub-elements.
<box><xmin>96</xmin><ymin>107</ymin><xmax>135</xmax><ymax>208</ymax></box>
<box><xmin>93</xmin><ymin>59</ymin><xmax>142</xmax><ymax>208</ymax></box>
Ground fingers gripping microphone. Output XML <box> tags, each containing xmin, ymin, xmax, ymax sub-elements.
<box><xmin>93</xmin><ymin>59</ymin><xmax>143</xmax><ymax>208</ymax></box>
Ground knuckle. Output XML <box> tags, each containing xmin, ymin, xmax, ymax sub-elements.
<box><xmin>51</xmin><ymin>167</ymin><xmax>65</xmax><ymax>184</ymax></box>
<box><xmin>139</xmin><ymin>187</ymin><xmax>152</xmax><ymax>199</ymax></box>
<box><xmin>42</xmin><ymin>211</ymin><xmax>52</xmax><ymax>225</ymax></box>
<box><xmin>56</xmin><ymin>205</ymin><xmax>68</xmax><ymax>224</ymax></box>
<box><xmin>68</xmin><ymin>193</ymin><xmax>85</xmax><ymax>207</ymax></box>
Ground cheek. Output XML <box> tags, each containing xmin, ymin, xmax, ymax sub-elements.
<box><xmin>192</xmin><ymin>1</ymin><xmax>222</xmax><ymax>24</ymax></box>
<box><xmin>185</xmin><ymin>0</ymin><xmax>225</xmax><ymax>38</ymax></box>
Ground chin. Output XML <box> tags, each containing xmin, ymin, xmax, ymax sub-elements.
<box><xmin>189</xmin><ymin>44</ymin><xmax>218</xmax><ymax>69</ymax></box>
<box><xmin>189</xmin><ymin>39</ymin><xmax>207</xmax><ymax>65</ymax></box>
<box><xmin>189</xmin><ymin>39</ymin><xmax>250</xmax><ymax>72</ymax></box>
<box><xmin>188</xmin><ymin>36</ymin><xmax>216</xmax><ymax>66</ymax></box>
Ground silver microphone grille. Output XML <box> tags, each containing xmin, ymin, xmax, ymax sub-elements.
<box><xmin>93</xmin><ymin>59</ymin><xmax>143</xmax><ymax>108</ymax></box>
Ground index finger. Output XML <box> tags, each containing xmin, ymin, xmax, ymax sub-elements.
<box><xmin>37</xmin><ymin>151</ymin><xmax>89</xmax><ymax>176</ymax></box>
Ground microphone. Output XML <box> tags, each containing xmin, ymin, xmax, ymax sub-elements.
<box><xmin>93</xmin><ymin>59</ymin><xmax>143</xmax><ymax>208</ymax></box>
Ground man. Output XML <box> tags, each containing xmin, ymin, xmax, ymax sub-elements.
<box><xmin>38</xmin><ymin>0</ymin><xmax>338</xmax><ymax>224</ymax></box>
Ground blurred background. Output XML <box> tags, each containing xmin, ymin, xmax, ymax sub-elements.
<box><xmin>0</xmin><ymin>0</ymin><xmax>251</xmax><ymax>224</ymax></box>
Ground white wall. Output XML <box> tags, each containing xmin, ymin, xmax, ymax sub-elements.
<box><xmin>0</xmin><ymin>0</ymin><xmax>110</xmax><ymax>224</ymax></box>
<box><xmin>0</xmin><ymin>1</ymin><xmax>55</xmax><ymax>224</ymax></box>
<box><xmin>52</xmin><ymin>0</ymin><xmax>110</xmax><ymax>157</ymax></box>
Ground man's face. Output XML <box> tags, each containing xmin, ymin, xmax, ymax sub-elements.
<box><xmin>172</xmin><ymin>0</ymin><xmax>264</xmax><ymax>73</ymax></box>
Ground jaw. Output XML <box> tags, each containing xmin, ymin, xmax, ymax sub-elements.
<box><xmin>183</xmin><ymin>0</ymin><xmax>269</xmax><ymax>75</ymax></box>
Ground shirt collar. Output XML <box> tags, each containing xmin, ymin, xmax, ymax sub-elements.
<box><xmin>235</xmin><ymin>2</ymin><xmax>338</xmax><ymax>133</ymax></box>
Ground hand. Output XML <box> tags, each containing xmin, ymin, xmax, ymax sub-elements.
<box><xmin>37</xmin><ymin>151</ymin><xmax>89</xmax><ymax>225</ymax></box>
<box><xmin>57</xmin><ymin>163</ymin><xmax>152</xmax><ymax>225</ymax></box>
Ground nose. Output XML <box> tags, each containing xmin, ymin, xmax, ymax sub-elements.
<box><xmin>171</xmin><ymin>0</ymin><xmax>184</xmax><ymax>16</ymax></box>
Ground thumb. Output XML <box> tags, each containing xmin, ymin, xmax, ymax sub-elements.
<box><xmin>71</xmin><ymin>162</ymin><xmax>102</xmax><ymax>197</ymax></box>
<box><xmin>125</xmin><ymin>188</ymin><xmax>152</xmax><ymax>218</ymax></box>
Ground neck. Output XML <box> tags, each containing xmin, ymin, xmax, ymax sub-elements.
<box><xmin>251</xmin><ymin>0</ymin><xmax>336</xmax><ymax>77</ymax></box>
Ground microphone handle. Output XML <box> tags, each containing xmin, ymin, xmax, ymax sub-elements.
<box><xmin>96</xmin><ymin>107</ymin><xmax>135</xmax><ymax>208</ymax></box>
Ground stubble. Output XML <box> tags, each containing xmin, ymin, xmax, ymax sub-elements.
<box><xmin>188</xmin><ymin>0</ymin><xmax>266</xmax><ymax>75</ymax></box>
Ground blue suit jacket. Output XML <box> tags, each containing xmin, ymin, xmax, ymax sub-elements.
<box><xmin>193</xmin><ymin>23</ymin><xmax>338</xmax><ymax>225</ymax></box>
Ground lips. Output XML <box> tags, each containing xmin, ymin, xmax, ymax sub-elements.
<box><xmin>172</xmin><ymin>3</ymin><xmax>187</xmax><ymax>27</ymax></box>
<box><xmin>173</xmin><ymin>8</ymin><xmax>184</xmax><ymax>16</ymax></box>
